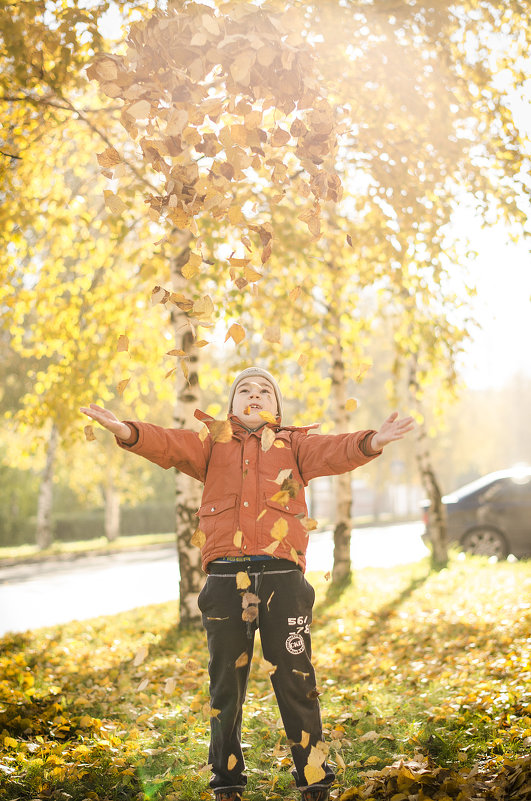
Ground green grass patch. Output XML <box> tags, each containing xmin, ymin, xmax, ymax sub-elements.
<box><xmin>0</xmin><ymin>555</ymin><xmax>530</xmax><ymax>800</ymax></box>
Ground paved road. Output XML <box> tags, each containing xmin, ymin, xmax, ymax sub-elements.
<box><xmin>0</xmin><ymin>522</ymin><xmax>427</xmax><ymax>637</ymax></box>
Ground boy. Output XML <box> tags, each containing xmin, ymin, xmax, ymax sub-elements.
<box><xmin>81</xmin><ymin>367</ymin><xmax>414</xmax><ymax>801</ymax></box>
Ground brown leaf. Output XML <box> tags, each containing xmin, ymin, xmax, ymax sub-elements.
<box><xmin>117</xmin><ymin>378</ymin><xmax>130</xmax><ymax>396</ymax></box>
<box><xmin>117</xmin><ymin>334</ymin><xmax>129</xmax><ymax>353</ymax></box>
<box><xmin>151</xmin><ymin>286</ymin><xmax>170</xmax><ymax>305</ymax></box>
<box><xmin>97</xmin><ymin>145</ymin><xmax>121</xmax><ymax>168</ymax></box>
<box><xmin>84</xmin><ymin>425</ymin><xmax>96</xmax><ymax>442</ymax></box>
<box><xmin>242</xmin><ymin>606</ymin><xmax>258</xmax><ymax>623</ymax></box>
<box><xmin>227</xmin><ymin>753</ymin><xmax>238</xmax><ymax>770</ymax></box>
<box><xmin>234</xmin><ymin>652</ymin><xmax>249</xmax><ymax>669</ymax></box>
<box><xmin>166</xmin><ymin>349</ymin><xmax>186</xmax><ymax>357</ymax></box>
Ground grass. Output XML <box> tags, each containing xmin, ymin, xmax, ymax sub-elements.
<box><xmin>0</xmin><ymin>554</ymin><xmax>530</xmax><ymax>800</ymax></box>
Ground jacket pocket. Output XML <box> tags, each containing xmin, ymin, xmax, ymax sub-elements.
<box><xmin>259</xmin><ymin>495</ymin><xmax>307</xmax><ymax>548</ymax></box>
<box><xmin>197</xmin><ymin>494</ymin><xmax>238</xmax><ymax>543</ymax></box>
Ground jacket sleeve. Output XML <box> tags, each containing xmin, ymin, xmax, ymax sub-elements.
<box><xmin>293</xmin><ymin>430</ymin><xmax>382</xmax><ymax>485</ymax></box>
<box><xmin>116</xmin><ymin>421</ymin><xmax>210</xmax><ymax>482</ymax></box>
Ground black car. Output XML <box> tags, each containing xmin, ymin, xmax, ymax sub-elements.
<box><xmin>422</xmin><ymin>466</ymin><xmax>531</xmax><ymax>559</ymax></box>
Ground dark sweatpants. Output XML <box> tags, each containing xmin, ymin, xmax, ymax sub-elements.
<box><xmin>197</xmin><ymin>559</ymin><xmax>335</xmax><ymax>794</ymax></box>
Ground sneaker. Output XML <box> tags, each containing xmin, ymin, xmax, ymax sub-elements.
<box><xmin>215</xmin><ymin>793</ymin><xmax>242</xmax><ymax>801</ymax></box>
<box><xmin>301</xmin><ymin>789</ymin><xmax>330</xmax><ymax>801</ymax></box>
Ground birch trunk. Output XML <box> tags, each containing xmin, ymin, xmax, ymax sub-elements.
<box><xmin>330</xmin><ymin>333</ymin><xmax>353</xmax><ymax>584</ymax></box>
<box><xmin>409</xmin><ymin>360</ymin><xmax>448</xmax><ymax>568</ymax></box>
<box><xmin>170</xmin><ymin>241</ymin><xmax>204</xmax><ymax>629</ymax></box>
<box><xmin>103</xmin><ymin>476</ymin><xmax>121</xmax><ymax>542</ymax></box>
<box><xmin>36</xmin><ymin>423</ymin><xmax>58</xmax><ymax>550</ymax></box>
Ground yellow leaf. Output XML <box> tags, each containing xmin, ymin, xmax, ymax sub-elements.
<box><xmin>117</xmin><ymin>334</ymin><xmax>129</xmax><ymax>352</ymax></box>
<box><xmin>258</xmin><ymin>410</ymin><xmax>276</xmax><ymax>424</ymax></box>
<box><xmin>228</xmin><ymin>205</ymin><xmax>244</xmax><ymax>224</ymax></box>
<box><xmin>233</xmin><ymin>530</ymin><xmax>243</xmax><ymax>548</ymax></box>
<box><xmin>164</xmin><ymin>678</ymin><xmax>177</xmax><ymax>695</ymax></box>
<box><xmin>236</xmin><ymin>571</ymin><xmax>251</xmax><ymax>590</ymax></box>
<box><xmin>191</xmin><ymin>529</ymin><xmax>206</xmax><ymax>548</ymax></box>
<box><xmin>104</xmin><ymin>190</ymin><xmax>126</xmax><ymax>215</ymax></box>
<box><xmin>300</xmin><ymin>517</ymin><xmax>318</xmax><ymax>531</ymax></box>
<box><xmin>117</xmin><ymin>378</ymin><xmax>129</xmax><ymax>396</ymax></box>
<box><xmin>262</xmin><ymin>540</ymin><xmax>280</xmax><ymax>555</ymax></box>
<box><xmin>210</xmin><ymin>707</ymin><xmax>221</xmax><ymax>719</ymax></box>
<box><xmin>234</xmin><ymin>652</ymin><xmax>249</xmax><ymax>669</ymax></box>
<box><xmin>165</xmin><ymin>367</ymin><xmax>177</xmax><ymax>379</ymax></box>
<box><xmin>191</xmin><ymin>295</ymin><xmax>214</xmax><ymax>320</ymax></box>
<box><xmin>290</xmin><ymin>547</ymin><xmax>299</xmax><ymax>564</ymax></box>
<box><xmin>273</xmin><ymin>440</ymin><xmax>285</xmax><ymax>448</ymax></box>
<box><xmin>261</xmin><ymin>427</ymin><xmax>276</xmax><ymax>452</ymax></box>
<box><xmin>304</xmin><ymin>764</ymin><xmax>325</xmax><ymax>784</ymax></box>
<box><xmin>270</xmin><ymin>518</ymin><xmax>288</xmax><ymax>541</ymax></box>
<box><xmin>166</xmin><ymin>349</ymin><xmax>186</xmax><ymax>357</ymax></box>
<box><xmin>4</xmin><ymin>737</ymin><xmax>17</xmax><ymax>748</ymax></box>
<box><xmin>257</xmin><ymin>509</ymin><xmax>267</xmax><ymax>522</ymax></box>
<box><xmin>84</xmin><ymin>425</ymin><xmax>96</xmax><ymax>442</ymax></box>
<box><xmin>243</xmin><ymin>265</ymin><xmax>262</xmax><ymax>283</ymax></box>
<box><xmin>346</xmin><ymin>398</ymin><xmax>358</xmax><ymax>411</ymax></box>
<box><xmin>209</xmin><ymin>419</ymin><xmax>233</xmax><ymax>443</ymax></box>
<box><xmin>300</xmin><ymin>731</ymin><xmax>310</xmax><ymax>749</ymax></box>
<box><xmin>225</xmin><ymin>323</ymin><xmax>246</xmax><ymax>345</ymax></box>
<box><xmin>198</xmin><ymin>425</ymin><xmax>209</xmax><ymax>443</ymax></box>
<box><xmin>271</xmin><ymin>490</ymin><xmax>290</xmax><ymax>505</ymax></box>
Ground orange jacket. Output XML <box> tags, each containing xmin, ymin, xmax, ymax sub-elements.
<box><xmin>118</xmin><ymin>411</ymin><xmax>381</xmax><ymax>573</ymax></box>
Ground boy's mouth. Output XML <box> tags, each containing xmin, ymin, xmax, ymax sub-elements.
<box><xmin>244</xmin><ymin>404</ymin><xmax>262</xmax><ymax>414</ymax></box>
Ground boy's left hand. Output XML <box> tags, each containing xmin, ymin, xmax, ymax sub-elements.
<box><xmin>371</xmin><ymin>412</ymin><xmax>415</xmax><ymax>451</ymax></box>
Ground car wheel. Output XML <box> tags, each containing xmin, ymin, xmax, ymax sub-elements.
<box><xmin>461</xmin><ymin>526</ymin><xmax>508</xmax><ymax>559</ymax></box>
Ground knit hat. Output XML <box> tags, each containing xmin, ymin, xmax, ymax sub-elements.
<box><xmin>228</xmin><ymin>367</ymin><xmax>283</xmax><ymax>418</ymax></box>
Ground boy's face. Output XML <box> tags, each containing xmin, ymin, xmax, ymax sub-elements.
<box><xmin>231</xmin><ymin>379</ymin><xmax>278</xmax><ymax>428</ymax></box>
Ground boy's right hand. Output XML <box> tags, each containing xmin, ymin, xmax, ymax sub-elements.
<box><xmin>80</xmin><ymin>403</ymin><xmax>132</xmax><ymax>441</ymax></box>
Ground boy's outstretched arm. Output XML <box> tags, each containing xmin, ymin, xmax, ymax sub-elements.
<box><xmin>80</xmin><ymin>403</ymin><xmax>134</xmax><ymax>442</ymax></box>
<box><xmin>370</xmin><ymin>412</ymin><xmax>415</xmax><ymax>452</ymax></box>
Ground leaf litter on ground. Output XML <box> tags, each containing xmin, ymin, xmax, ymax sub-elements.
<box><xmin>0</xmin><ymin>555</ymin><xmax>530</xmax><ymax>800</ymax></box>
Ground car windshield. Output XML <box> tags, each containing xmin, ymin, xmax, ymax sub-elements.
<box><xmin>443</xmin><ymin>469</ymin><xmax>531</xmax><ymax>502</ymax></box>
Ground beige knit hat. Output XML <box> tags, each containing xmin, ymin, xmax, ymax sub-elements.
<box><xmin>228</xmin><ymin>367</ymin><xmax>282</xmax><ymax>418</ymax></box>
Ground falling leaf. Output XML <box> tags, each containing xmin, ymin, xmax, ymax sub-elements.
<box><xmin>166</xmin><ymin>349</ymin><xmax>186</xmax><ymax>357</ymax></box>
<box><xmin>346</xmin><ymin>398</ymin><xmax>358</xmax><ymax>411</ymax></box>
<box><xmin>273</xmin><ymin>440</ymin><xmax>285</xmax><ymax>448</ymax></box>
<box><xmin>233</xmin><ymin>530</ymin><xmax>243</xmax><ymax>548</ymax></box>
<box><xmin>227</xmin><ymin>753</ymin><xmax>238</xmax><ymax>770</ymax></box>
<box><xmin>324</xmin><ymin>571</ymin><xmax>331</xmax><ymax>581</ymax></box>
<box><xmin>258</xmin><ymin>410</ymin><xmax>277</xmax><ymax>424</ymax></box>
<box><xmin>103</xmin><ymin>190</ymin><xmax>126</xmax><ymax>214</ymax></box>
<box><xmin>257</xmin><ymin>509</ymin><xmax>267</xmax><ymax>521</ymax></box>
<box><xmin>274</xmin><ymin>468</ymin><xmax>293</xmax><ymax>484</ymax></box>
<box><xmin>304</xmin><ymin>764</ymin><xmax>326</xmax><ymax>784</ymax></box>
<box><xmin>290</xmin><ymin>547</ymin><xmax>299</xmax><ymax>564</ymax></box>
<box><xmin>242</xmin><ymin>606</ymin><xmax>258</xmax><ymax>622</ymax></box>
<box><xmin>236</xmin><ymin>571</ymin><xmax>251</xmax><ymax>590</ymax></box>
<box><xmin>244</xmin><ymin>265</ymin><xmax>262</xmax><ymax>282</ymax></box>
<box><xmin>151</xmin><ymin>285</ymin><xmax>170</xmax><ymax>305</ymax></box>
<box><xmin>262</xmin><ymin>540</ymin><xmax>280</xmax><ymax>555</ymax></box>
<box><xmin>210</xmin><ymin>707</ymin><xmax>221</xmax><ymax>719</ymax></box>
<box><xmin>270</xmin><ymin>518</ymin><xmax>288</xmax><ymax>541</ymax></box>
<box><xmin>97</xmin><ymin>145</ymin><xmax>121</xmax><ymax>168</ymax></box>
<box><xmin>117</xmin><ymin>334</ymin><xmax>129</xmax><ymax>352</ymax></box>
<box><xmin>164</xmin><ymin>677</ymin><xmax>177</xmax><ymax>694</ymax></box>
<box><xmin>209</xmin><ymin>420</ymin><xmax>233</xmax><ymax>443</ymax></box>
<box><xmin>242</xmin><ymin>592</ymin><xmax>260</xmax><ymax>608</ymax></box>
<box><xmin>261</xmin><ymin>427</ymin><xmax>276</xmax><ymax>452</ymax></box>
<box><xmin>84</xmin><ymin>425</ymin><xmax>96</xmax><ymax>442</ymax></box>
<box><xmin>191</xmin><ymin>528</ymin><xmax>206</xmax><ymax>548</ymax></box>
<box><xmin>289</xmin><ymin>286</ymin><xmax>302</xmax><ymax>302</ymax></box>
<box><xmin>133</xmin><ymin>645</ymin><xmax>149</xmax><ymax>667</ymax></box>
<box><xmin>300</xmin><ymin>517</ymin><xmax>318</xmax><ymax>531</ymax></box>
<box><xmin>301</xmin><ymin>731</ymin><xmax>310</xmax><ymax>748</ymax></box>
<box><xmin>198</xmin><ymin>425</ymin><xmax>209</xmax><ymax>442</ymax></box>
<box><xmin>225</xmin><ymin>323</ymin><xmax>246</xmax><ymax>345</ymax></box>
<box><xmin>234</xmin><ymin>652</ymin><xmax>249</xmax><ymax>669</ymax></box>
<box><xmin>127</xmin><ymin>99</ymin><xmax>151</xmax><ymax>119</ymax></box>
<box><xmin>117</xmin><ymin>378</ymin><xmax>130</xmax><ymax>396</ymax></box>
<box><xmin>346</xmin><ymin>233</ymin><xmax>354</xmax><ymax>247</ymax></box>
<box><xmin>266</xmin><ymin>591</ymin><xmax>275</xmax><ymax>610</ymax></box>
<box><xmin>137</xmin><ymin>677</ymin><xmax>149</xmax><ymax>692</ymax></box>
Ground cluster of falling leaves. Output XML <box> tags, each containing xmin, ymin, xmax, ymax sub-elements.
<box><xmin>89</xmin><ymin>2</ymin><xmax>342</xmax><ymax>260</ymax></box>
